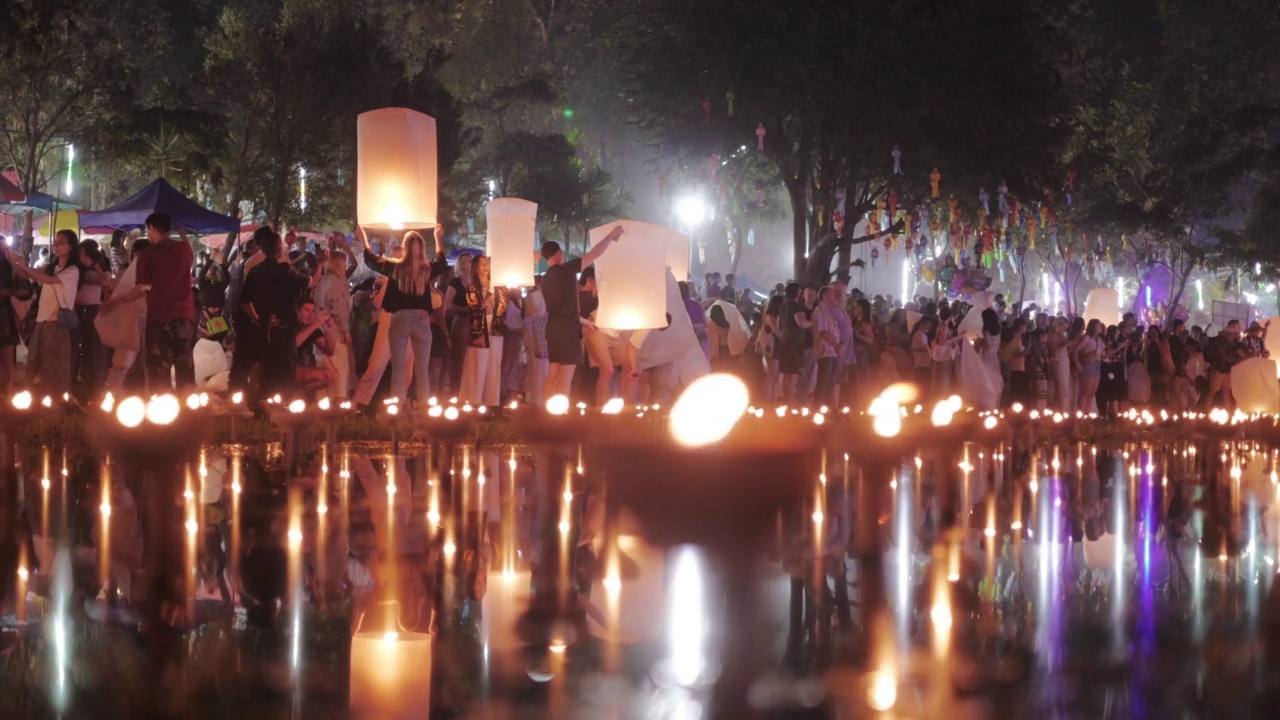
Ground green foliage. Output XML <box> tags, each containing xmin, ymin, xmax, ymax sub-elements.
<box><xmin>614</xmin><ymin>0</ymin><xmax>1080</xmax><ymax>282</ymax></box>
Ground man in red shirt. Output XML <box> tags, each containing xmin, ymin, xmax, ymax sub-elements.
<box><xmin>103</xmin><ymin>212</ymin><xmax>196</xmax><ymax>389</ymax></box>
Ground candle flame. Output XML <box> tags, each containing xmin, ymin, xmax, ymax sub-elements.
<box><xmin>232</xmin><ymin>391</ymin><xmax>244</xmax><ymax>404</ymax></box>
<box><xmin>930</xmin><ymin>602</ymin><xmax>953</xmax><ymax>631</ymax></box>
<box><xmin>601</xmin><ymin>397</ymin><xmax>624</xmax><ymax>414</ymax></box>
<box><xmin>546</xmin><ymin>395</ymin><xmax>571</xmax><ymax>415</ymax></box>
<box><xmin>867</xmin><ymin>671</ymin><xmax>897</xmax><ymax>711</ymax></box>
<box><xmin>12</xmin><ymin>391</ymin><xmax>32</xmax><ymax>410</ymax></box>
<box><xmin>288</xmin><ymin>399</ymin><xmax>306</xmax><ymax>413</ymax></box>
<box><xmin>17</xmin><ymin>566</ymin><xmax>28</xmax><ymax>581</ymax></box>
<box><xmin>444</xmin><ymin>407</ymin><xmax>459</xmax><ymax>420</ymax></box>
<box><xmin>318</xmin><ymin>397</ymin><xmax>331</xmax><ymax>411</ymax></box>
<box><xmin>669</xmin><ymin>374</ymin><xmax>750</xmax><ymax>448</ymax></box>
<box><xmin>930</xmin><ymin>400</ymin><xmax>955</xmax><ymax>426</ymax></box>
<box><xmin>186</xmin><ymin>394</ymin><xmax>201</xmax><ymax>410</ymax></box>
<box><xmin>144</xmin><ymin>395</ymin><xmax>180</xmax><ymax>425</ymax></box>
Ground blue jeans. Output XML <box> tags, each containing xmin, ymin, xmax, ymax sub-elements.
<box><xmin>389</xmin><ymin>310</ymin><xmax>434</xmax><ymax>406</ymax></box>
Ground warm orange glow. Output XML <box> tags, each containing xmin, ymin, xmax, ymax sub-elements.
<box><xmin>144</xmin><ymin>395</ymin><xmax>180</xmax><ymax>425</ymax></box>
<box><xmin>669</xmin><ymin>374</ymin><xmax>750</xmax><ymax>447</ymax></box>
<box><xmin>116</xmin><ymin>396</ymin><xmax>146</xmax><ymax>427</ymax></box>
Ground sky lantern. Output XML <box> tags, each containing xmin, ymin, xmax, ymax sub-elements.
<box><xmin>1083</xmin><ymin>287</ymin><xmax>1121</xmax><ymax>328</ymax></box>
<box><xmin>357</xmin><ymin>108</ymin><xmax>437</xmax><ymax>230</ymax></box>
<box><xmin>1232</xmin><ymin>357</ymin><xmax>1280</xmax><ymax>413</ymax></box>
<box><xmin>349</xmin><ymin>625</ymin><xmax>433</xmax><ymax>719</ymax></box>
<box><xmin>486</xmin><ymin>198</ymin><xmax>537</xmax><ymax>288</ymax></box>
<box><xmin>664</xmin><ymin>224</ymin><xmax>691</xmax><ymax>281</ymax></box>
<box><xmin>590</xmin><ymin>220</ymin><xmax>669</xmax><ymax>330</ymax></box>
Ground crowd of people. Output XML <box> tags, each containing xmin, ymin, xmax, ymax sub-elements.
<box><xmin>0</xmin><ymin>219</ymin><xmax>1265</xmax><ymax>417</ymax></box>
<box><xmin>740</xmin><ymin>284</ymin><xmax>1265</xmax><ymax>416</ymax></box>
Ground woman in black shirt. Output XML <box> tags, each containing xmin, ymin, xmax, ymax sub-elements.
<box><xmin>358</xmin><ymin>226</ymin><xmax>447</xmax><ymax>409</ymax></box>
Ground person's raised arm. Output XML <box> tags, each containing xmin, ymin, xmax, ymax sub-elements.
<box><xmin>581</xmin><ymin>225</ymin><xmax>624</xmax><ymax>267</ymax></box>
<box><xmin>297</xmin><ymin>310</ymin><xmax>328</xmax><ymax>349</ymax></box>
<box><xmin>6</xmin><ymin>250</ymin><xmax>63</xmax><ymax>286</ymax></box>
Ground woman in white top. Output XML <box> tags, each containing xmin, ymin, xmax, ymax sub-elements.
<box><xmin>7</xmin><ymin>230</ymin><xmax>81</xmax><ymax>396</ymax></box>
<box><xmin>313</xmin><ymin>252</ymin><xmax>354</xmax><ymax>398</ymax></box>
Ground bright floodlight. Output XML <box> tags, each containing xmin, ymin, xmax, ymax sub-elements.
<box><xmin>675</xmin><ymin>195</ymin><xmax>706</xmax><ymax>227</ymax></box>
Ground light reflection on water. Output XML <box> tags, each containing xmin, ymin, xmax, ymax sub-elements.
<box><xmin>3</xmin><ymin>437</ymin><xmax>1280</xmax><ymax>718</ymax></box>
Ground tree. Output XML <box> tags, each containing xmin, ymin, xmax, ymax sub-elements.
<box><xmin>616</xmin><ymin>0</ymin><xmax>1078</xmax><ymax>285</ymax></box>
<box><xmin>0</xmin><ymin>0</ymin><xmax>151</xmax><ymax>250</ymax></box>
<box><xmin>201</xmin><ymin>0</ymin><xmax>462</xmax><ymax>230</ymax></box>
<box><xmin>1068</xmin><ymin>59</ymin><xmax>1271</xmax><ymax>322</ymax></box>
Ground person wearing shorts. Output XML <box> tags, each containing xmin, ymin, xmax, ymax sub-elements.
<box><xmin>539</xmin><ymin>228</ymin><xmax>623</xmax><ymax>400</ymax></box>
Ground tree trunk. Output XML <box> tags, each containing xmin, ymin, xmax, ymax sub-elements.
<box><xmin>788</xmin><ymin>181</ymin><xmax>808</xmax><ymax>281</ymax></box>
<box><xmin>836</xmin><ymin>234</ymin><xmax>851</xmax><ymax>285</ymax></box>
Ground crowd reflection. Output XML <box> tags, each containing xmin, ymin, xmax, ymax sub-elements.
<box><xmin>2</xmin><ymin>436</ymin><xmax>1279</xmax><ymax>718</ymax></box>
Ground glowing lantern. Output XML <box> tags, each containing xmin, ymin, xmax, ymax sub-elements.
<box><xmin>1265</xmin><ymin>318</ymin><xmax>1280</xmax><ymax>369</ymax></box>
<box><xmin>349</xmin><ymin>628</ymin><xmax>433</xmax><ymax>719</ymax></box>
<box><xmin>586</xmin><ymin>534</ymin><xmax>666</xmax><ymax>644</ymax></box>
<box><xmin>1231</xmin><ymin>357</ymin><xmax>1280</xmax><ymax>413</ymax></box>
<box><xmin>956</xmin><ymin>291</ymin><xmax>996</xmax><ymax>339</ymax></box>
<box><xmin>357</xmin><ymin>108</ymin><xmax>437</xmax><ymax>230</ymax></box>
<box><xmin>1083</xmin><ymin>287</ymin><xmax>1121</xmax><ymax>328</ymax></box>
<box><xmin>664</xmin><ymin>226</ymin><xmax>691</xmax><ymax>281</ymax></box>
<box><xmin>486</xmin><ymin>198</ymin><xmax>537</xmax><ymax>288</ymax></box>
<box><xmin>481</xmin><ymin>570</ymin><xmax>531</xmax><ymax>655</ymax></box>
<box><xmin>590</xmin><ymin>220</ymin><xmax>668</xmax><ymax>330</ymax></box>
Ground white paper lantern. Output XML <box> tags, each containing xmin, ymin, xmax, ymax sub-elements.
<box><xmin>480</xmin><ymin>570</ymin><xmax>531</xmax><ymax>655</ymax></box>
<box><xmin>956</xmin><ymin>291</ymin><xmax>996</xmax><ymax>339</ymax></box>
<box><xmin>487</xmin><ymin>198</ymin><xmax>537</xmax><ymax>288</ymax></box>
<box><xmin>590</xmin><ymin>220</ymin><xmax>669</xmax><ymax>330</ymax></box>
<box><xmin>586</xmin><ymin>535</ymin><xmax>667</xmax><ymax>645</ymax></box>
<box><xmin>665</xmin><ymin>228</ymin><xmax>691</xmax><ymax>281</ymax></box>
<box><xmin>1231</xmin><ymin>357</ymin><xmax>1280</xmax><ymax>414</ymax></box>
<box><xmin>349</xmin><ymin>629</ymin><xmax>433</xmax><ymax>719</ymax></box>
<box><xmin>357</xmin><ymin>108</ymin><xmax>438</xmax><ymax>230</ymax></box>
<box><xmin>1084</xmin><ymin>288</ymin><xmax>1121</xmax><ymax>328</ymax></box>
<box><xmin>1265</xmin><ymin>318</ymin><xmax>1280</xmax><ymax>370</ymax></box>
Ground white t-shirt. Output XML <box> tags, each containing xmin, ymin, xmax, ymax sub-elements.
<box><xmin>36</xmin><ymin>265</ymin><xmax>79</xmax><ymax>323</ymax></box>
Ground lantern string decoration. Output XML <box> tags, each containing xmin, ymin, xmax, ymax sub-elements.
<box><xmin>357</xmin><ymin>108</ymin><xmax>438</xmax><ymax>230</ymax></box>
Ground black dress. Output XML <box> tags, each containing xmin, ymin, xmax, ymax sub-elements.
<box><xmin>0</xmin><ymin>259</ymin><xmax>23</xmax><ymax>346</ymax></box>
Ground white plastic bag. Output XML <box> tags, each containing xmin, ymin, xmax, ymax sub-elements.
<box><xmin>958</xmin><ymin>339</ymin><xmax>1001</xmax><ymax>410</ymax></box>
<box><xmin>1127</xmin><ymin>362</ymin><xmax>1151</xmax><ymax>403</ymax></box>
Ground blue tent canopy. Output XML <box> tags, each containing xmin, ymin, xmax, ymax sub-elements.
<box><xmin>78</xmin><ymin>178</ymin><xmax>238</xmax><ymax>234</ymax></box>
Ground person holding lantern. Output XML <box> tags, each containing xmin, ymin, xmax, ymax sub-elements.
<box><xmin>459</xmin><ymin>256</ymin><xmax>508</xmax><ymax>407</ymax></box>
<box><xmin>539</xmin><ymin>227</ymin><xmax>624</xmax><ymax>400</ymax></box>
<box><xmin>356</xmin><ymin>225</ymin><xmax>449</xmax><ymax>411</ymax></box>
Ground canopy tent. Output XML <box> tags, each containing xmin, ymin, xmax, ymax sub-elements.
<box><xmin>39</xmin><ymin>209</ymin><xmax>82</xmax><ymax>236</ymax></box>
<box><xmin>77</xmin><ymin>178</ymin><xmax>239</xmax><ymax>234</ymax></box>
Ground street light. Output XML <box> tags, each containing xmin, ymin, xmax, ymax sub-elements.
<box><xmin>675</xmin><ymin>195</ymin><xmax>706</xmax><ymax>227</ymax></box>
<box><xmin>675</xmin><ymin>195</ymin><xmax>707</xmax><ymax>278</ymax></box>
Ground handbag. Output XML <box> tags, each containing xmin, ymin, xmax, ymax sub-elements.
<box><xmin>52</xmin><ymin>285</ymin><xmax>78</xmax><ymax>332</ymax></box>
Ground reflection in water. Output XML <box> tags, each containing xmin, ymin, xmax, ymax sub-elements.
<box><xmin>4</xmin><ymin>436</ymin><xmax>1280</xmax><ymax>718</ymax></box>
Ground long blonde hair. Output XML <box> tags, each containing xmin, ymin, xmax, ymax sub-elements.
<box><xmin>392</xmin><ymin>231</ymin><xmax>431</xmax><ymax>296</ymax></box>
